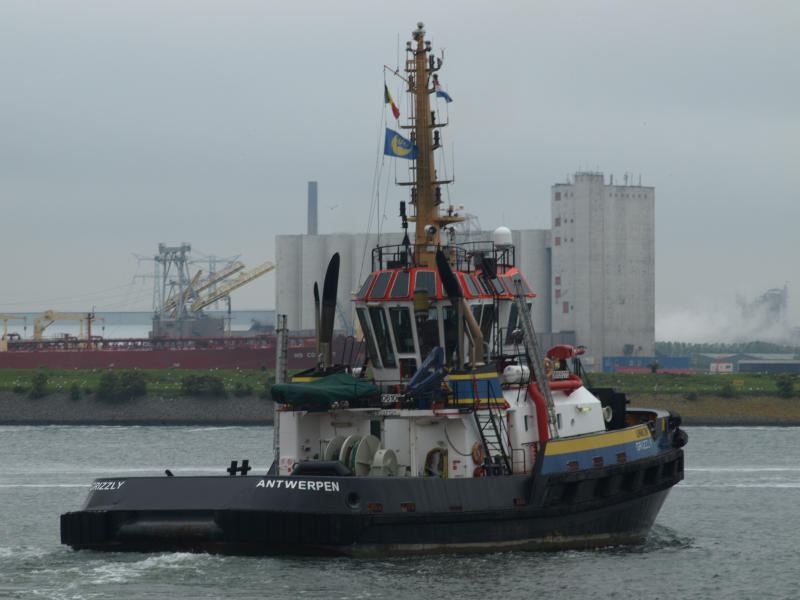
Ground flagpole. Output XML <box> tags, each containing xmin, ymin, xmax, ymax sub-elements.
<box><xmin>383</xmin><ymin>65</ymin><xmax>409</xmax><ymax>84</ymax></box>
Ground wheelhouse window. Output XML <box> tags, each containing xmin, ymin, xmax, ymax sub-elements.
<box><xmin>492</xmin><ymin>278</ymin><xmax>507</xmax><ymax>295</ymax></box>
<box><xmin>511</xmin><ymin>273</ymin><xmax>533</xmax><ymax>295</ymax></box>
<box><xmin>414</xmin><ymin>271</ymin><xmax>437</xmax><ymax>297</ymax></box>
<box><xmin>471</xmin><ymin>304</ymin><xmax>482</xmax><ymax>324</ymax></box>
<box><xmin>479</xmin><ymin>304</ymin><xmax>495</xmax><ymax>340</ymax></box>
<box><xmin>357</xmin><ymin>274</ymin><xmax>376</xmax><ymax>298</ymax></box>
<box><xmin>477</xmin><ymin>276</ymin><xmax>493</xmax><ymax>296</ymax></box>
<box><xmin>505</xmin><ymin>302</ymin><xmax>532</xmax><ymax>344</ymax></box>
<box><xmin>501</xmin><ymin>275</ymin><xmax>516</xmax><ymax>295</ymax></box>
<box><xmin>370</xmin><ymin>272</ymin><xmax>393</xmax><ymax>299</ymax></box>
<box><xmin>356</xmin><ymin>307</ymin><xmax>382</xmax><ymax>368</ymax></box>
<box><xmin>389</xmin><ymin>271</ymin><xmax>410</xmax><ymax>298</ymax></box>
<box><xmin>506</xmin><ymin>302</ymin><xmax>519</xmax><ymax>344</ymax></box>
<box><xmin>442</xmin><ymin>305</ymin><xmax>458</xmax><ymax>366</ymax></box>
<box><xmin>389</xmin><ymin>306</ymin><xmax>416</xmax><ymax>354</ymax></box>
<box><xmin>369</xmin><ymin>307</ymin><xmax>396</xmax><ymax>367</ymax></box>
<box><xmin>417</xmin><ymin>308</ymin><xmax>440</xmax><ymax>360</ymax></box>
<box><xmin>399</xmin><ymin>358</ymin><xmax>417</xmax><ymax>379</ymax></box>
<box><xmin>464</xmin><ymin>275</ymin><xmax>480</xmax><ymax>296</ymax></box>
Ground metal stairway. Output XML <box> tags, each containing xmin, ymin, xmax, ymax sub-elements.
<box><xmin>474</xmin><ymin>405</ymin><xmax>511</xmax><ymax>475</ymax></box>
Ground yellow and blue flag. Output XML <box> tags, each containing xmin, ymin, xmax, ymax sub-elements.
<box><xmin>384</xmin><ymin>128</ymin><xmax>418</xmax><ymax>160</ymax></box>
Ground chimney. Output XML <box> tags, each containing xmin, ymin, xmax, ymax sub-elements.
<box><xmin>307</xmin><ymin>181</ymin><xmax>318</xmax><ymax>235</ymax></box>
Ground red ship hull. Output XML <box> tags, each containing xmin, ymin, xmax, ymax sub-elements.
<box><xmin>0</xmin><ymin>336</ymin><xmax>358</xmax><ymax>370</ymax></box>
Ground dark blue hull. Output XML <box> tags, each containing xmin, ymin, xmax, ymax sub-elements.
<box><xmin>61</xmin><ymin>447</ymin><xmax>683</xmax><ymax>556</ymax></box>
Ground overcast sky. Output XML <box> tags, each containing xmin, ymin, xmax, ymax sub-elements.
<box><xmin>2</xmin><ymin>1</ymin><xmax>798</xmax><ymax>342</ymax></box>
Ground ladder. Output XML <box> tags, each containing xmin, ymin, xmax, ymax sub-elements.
<box><xmin>512</xmin><ymin>281</ymin><xmax>559</xmax><ymax>439</ymax></box>
<box><xmin>473</xmin><ymin>407</ymin><xmax>511</xmax><ymax>475</ymax></box>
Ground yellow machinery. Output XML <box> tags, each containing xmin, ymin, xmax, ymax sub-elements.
<box><xmin>0</xmin><ymin>314</ymin><xmax>26</xmax><ymax>338</ymax></box>
<box><xmin>191</xmin><ymin>262</ymin><xmax>276</xmax><ymax>312</ymax></box>
<box><xmin>164</xmin><ymin>261</ymin><xmax>245</xmax><ymax>317</ymax></box>
<box><xmin>0</xmin><ymin>314</ymin><xmax>26</xmax><ymax>351</ymax></box>
<box><xmin>33</xmin><ymin>311</ymin><xmax>105</xmax><ymax>340</ymax></box>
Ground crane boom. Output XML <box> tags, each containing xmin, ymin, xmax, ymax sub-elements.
<box><xmin>162</xmin><ymin>261</ymin><xmax>245</xmax><ymax>316</ymax></box>
<box><xmin>191</xmin><ymin>262</ymin><xmax>276</xmax><ymax>312</ymax></box>
<box><xmin>0</xmin><ymin>315</ymin><xmax>26</xmax><ymax>339</ymax></box>
<box><xmin>33</xmin><ymin>311</ymin><xmax>105</xmax><ymax>340</ymax></box>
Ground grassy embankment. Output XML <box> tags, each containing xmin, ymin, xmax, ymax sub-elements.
<box><xmin>2</xmin><ymin>369</ymin><xmax>799</xmax><ymax>423</ymax></box>
<box><xmin>588</xmin><ymin>372</ymin><xmax>800</xmax><ymax>423</ymax></box>
<box><xmin>0</xmin><ymin>368</ymin><xmax>276</xmax><ymax>399</ymax></box>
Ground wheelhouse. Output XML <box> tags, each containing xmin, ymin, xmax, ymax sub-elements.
<box><xmin>354</xmin><ymin>241</ymin><xmax>535</xmax><ymax>383</ymax></box>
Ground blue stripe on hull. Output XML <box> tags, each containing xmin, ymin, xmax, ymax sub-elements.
<box><xmin>541</xmin><ymin>431</ymin><xmax>661</xmax><ymax>474</ymax></box>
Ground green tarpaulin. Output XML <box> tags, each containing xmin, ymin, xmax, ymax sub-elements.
<box><xmin>271</xmin><ymin>372</ymin><xmax>379</xmax><ymax>407</ymax></box>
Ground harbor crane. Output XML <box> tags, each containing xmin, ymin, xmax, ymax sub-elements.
<box><xmin>33</xmin><ymin>311</ymin><xmax>105</xmax><ymax>340</ymax></box>
<box><xmin>0</xmin><ymin>314</ymin><xmax>26</xmax><ymax>338</ymax></box>
<box><xmin>0</xmin><ymin>315</ymin><xmax>27</xmax><ymax>352</ymax></box>
<box><xmin>164</xmin><ymin>261</ymin><xmax>246</xmax><ymax>317</ymax></box>
<box><xmin>142</xmin><ymin>243</ymin><xmax>276</xmax><ymax>338</ymax></box>
<box><xmin>190</xmin><ymin>262</ymin><xmax>276</xmax><ymax>313</ymax></box>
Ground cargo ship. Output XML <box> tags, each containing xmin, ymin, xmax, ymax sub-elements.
<box><xmin>0</xmin><ymin>252</ymin><xmax>355</xmax><ymax>370</ymax></box>
<box><xmin>61</xmin><ymin>22</ymin><xmax>686</xmax><ymax>556</ymax></box>
<box><xmin>0</xmin><ymin>332</ymin><xmax>330</xmax><ymax>370</ymax></box>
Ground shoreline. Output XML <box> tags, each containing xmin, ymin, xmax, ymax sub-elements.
<box><xmin>1</xmin><ymin>391</ymin><xmax>798</xmax><ymax>427</ymax></box>
<box><xmin>0</xmin><ymin>392</ymin><xmax>274</xmax><ymax>426</ymax></box>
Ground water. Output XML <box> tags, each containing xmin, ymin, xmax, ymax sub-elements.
<box><xmin>3</xmin><ymin>310</ymin><xmax>275</xmax><ymax>340</ymax></box>
<box><xmin>0</xmin><ymin>426</ymin><xmax>796</xmax><ymax>599</ymax></box>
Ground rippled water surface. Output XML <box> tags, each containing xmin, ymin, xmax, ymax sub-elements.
<box><xmin>0</xmin><ymin>425</ymin><xmax>797</xmax><ymax>599</ymax></box>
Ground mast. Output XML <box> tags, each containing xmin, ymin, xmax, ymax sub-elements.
<box><xmin>404</xmin><ymin>22</ymin><xmax>462</xmax><ymax>268</ymax></box>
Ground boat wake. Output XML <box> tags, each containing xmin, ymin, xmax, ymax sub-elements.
<box><xmin>85</xmin><ymin>552</ymin><xmax>209</xmax><ymax>585</ymax></box>
<box><xmin>604</xmin><ymin>524</ymin><xmax>694</xmax><ymax>554</ymax></box>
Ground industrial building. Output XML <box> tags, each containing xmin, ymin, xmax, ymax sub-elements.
<box><xmin>275</xmin><ymin>173</ymin><xmax>655</xmax><ymax>370</ymax></box>
<box><xmin>550</xmin><ymin>172</ymin><xmax>655</xmax><ymax>366</ymax></box>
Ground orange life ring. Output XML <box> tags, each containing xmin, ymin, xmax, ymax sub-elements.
<box><xmin>472</xmin><ymin>441</ymin><xmax>485</xmax><ymax>465</ymax></box>
<box><xmin>542</xmin><ymin>357</ymin><xmax>554</xmax><ymax>380</ymax></box>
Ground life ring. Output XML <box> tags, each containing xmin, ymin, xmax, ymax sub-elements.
<box><xmin>473</xmin><ymin>466</ymin><xmax>486</xmax><ymax>477</ymax></box>
<box><xmin>542</xmin><ymin>357</ymin><xmax>554</xmax><ymax>380</ymax></box>
<box><xmin>472</xmin><ymin>441</ymin><xmax>485</xmax><ymax>465</ymax></box>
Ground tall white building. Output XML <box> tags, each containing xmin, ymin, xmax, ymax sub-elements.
<box><xmin>275</xmin><ymin>172</ymin><xmax>655</xmax><ymax>368</ymax></box>
<box><xmin>550</xmin><ymin>172</ymin><xmax>655</xmax><ymax>365</ymax></box>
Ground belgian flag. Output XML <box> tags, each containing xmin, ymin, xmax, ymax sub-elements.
<box><xmin>384</xmin><ymin>84</ymin><xmax>400</xmax><ymax>119</ymax></box>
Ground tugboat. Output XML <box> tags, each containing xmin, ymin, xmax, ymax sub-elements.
<box><xmin>61</xmin><ymin>22</ymin><xmax>687</xmax><ymax>556</ymax></box>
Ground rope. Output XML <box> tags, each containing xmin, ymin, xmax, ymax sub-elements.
<box><xmin>444</xmin><ymin>421</ymin><xmax>472</xmax><ymax>457</ymax></box>
<box><xmin>357</xmin><ymin>93</ymin><xmax>389</xmax><ymax>286</ymax></box>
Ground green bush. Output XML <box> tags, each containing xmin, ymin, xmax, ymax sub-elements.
<box><xmin>96</xmin><ymin>370</ymin><xmax>148</xmax><ymax>402</ymax></box>
<box><xmin>718</xmin><ymin>381</ymin><xmax>735</xmax><ymax>398</ymax></box>
<box><xmin>776</xmin><ymin>374</ymin><xmax>794</xmax><ymax>399</ymax></box>
<box><xmin>232</xmin><ymin>381</ymin><xmax>253</xmax><ymax>397</ymax></box>
<box><xmin>29</xmin><ymin>371</ymin><xmax>48</xmax><ymax>399</ymax></box>
<box><xmin>12</xmin><ymin>383</ymin><xmax>26</xmax><ymax>394</ymax></box>
<box><xmin>684</xmin><ymin>391</ymin><xmax>698</xmax><ymax>401</ymax></box>
<box><xmin>181</xmin><ymin>374</ymin><xmax>226</xmax><ymax>397</ymax></box>
<box><xmin>119</xmin><ymin>370</ymin><xmax>147</xmax><ymax>397</ymax></box>
<box><xmin>260</xmin><ymin>374</ymin><xmax>277</xmax><ymax>399</ymax></box>
<box><xmin>69</xmin><ymin>383</ymin><xmax>81</xmax><ymax>401</ymax></box>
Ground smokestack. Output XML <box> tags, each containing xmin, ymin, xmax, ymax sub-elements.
<box><xmin>307</xmin><ymin>181</ymin><xmax>318</xmax><ymax>235</ymax></box>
